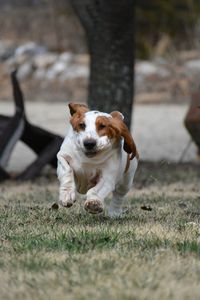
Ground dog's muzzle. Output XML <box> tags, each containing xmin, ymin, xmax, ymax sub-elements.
<box><xmin>83</xmin><ymin>139</ymin><xmax>97</xmax><ymax>150</ymax></box>
<box><xmin>83</xmin><ymin>139</ymin><xmax>97</xmax><ymax>157</ymax></box>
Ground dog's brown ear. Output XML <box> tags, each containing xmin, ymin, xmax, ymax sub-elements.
<box><xmin>120</xmin><ymin>122</ymin><xmax>137</xmax><ymax>159</ymax></box>
<box><xmin>111</xmin><ymin>112</ymin><xmax>137</xmax><ymax>160</ymax></box>
<box><xmin>110</xmin><ymin>111</ymin><xmax>124</xmax><ymax>121</ymax></box>
<box><xmin>68</xmin><ymin>103</ymin><xmax>89</xmax><ymax>116</ymax></box>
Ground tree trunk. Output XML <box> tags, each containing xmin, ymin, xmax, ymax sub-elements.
<box><xmin>71</xmin><ymin>0</ymin><xmax>134</xmax><ymax>128</ymax></box>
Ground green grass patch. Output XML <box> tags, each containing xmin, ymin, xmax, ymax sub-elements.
<box><xmin>5</xmin><ymin>228</ymin><xmax>119</xmax><ymax>254</ymax></box>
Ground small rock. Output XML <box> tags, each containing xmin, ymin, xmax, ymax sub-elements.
<box><xmin>184</xmin><ymin>59</ymin><xmax>200</xmax><ymax>74</ymax></box>
<box><xmin>6</xmin><ymin>53</ymin><xmax>29</xmax><ymax>68</ymax></box>
<box><xmin>33</xmin><ymin>53</ymin><xmax>58</xmax><ymax>69</ymax></box>
<box><xmin>33</xmin><ymin>68</ymin><xmax>47</xmax><ymax>80</ymax></box>
<box><xmin>136</xmin><ymin>61</ymin><xmax>170</xmax><ymax>78</ymax></box>
<box><xmin>17</xmin><ymin>62</ymin><xmax>33</xmax><ymax>79</ymax></box>
<box><xmin>14</xmin><ymin>53</ymin><xmax>29</xmax><ymax>66</ymax></box>
<box><xmin>15</xmin><ymin>42</ymin><xmax>46</xmax><ymax>57</ymax></box>
<box><xmin>51</xmin><ymin>61</ymin><xmax>67</xmax><ymax>74</ymax></box>
<box><xmin>46</xmin><ymin>61</ymin><xmax>67</xmax><ymax>79</ymax></box>
<box><xmin>136</xmin><ymin>61</ymin><xmax>158</xmax><ymax>76</ymax></box>
<box><xmin>59</xmin><ymin>52</ymin><xmax>73</xmax><ymax>64</ymax></box>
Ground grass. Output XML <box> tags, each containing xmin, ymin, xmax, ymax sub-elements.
<box><xmin>0</xmin><ymin>162</ymin><xmax>200</xmax><ymax>300</ymax></box>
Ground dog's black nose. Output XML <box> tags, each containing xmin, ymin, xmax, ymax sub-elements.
<box><xmin>83</xmin><ymin>139</ymin><xmax>97</xmax><ymax>150</ymax></box>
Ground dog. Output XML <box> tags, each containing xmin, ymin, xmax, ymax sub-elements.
<box><xmin>57</xmin><ymin>103</ymin><xmax>139</xmax><ymax>217</ymax></box>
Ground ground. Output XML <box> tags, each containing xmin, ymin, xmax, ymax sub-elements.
<box><xmin>0</xmin><ymin>162</ymin><xmax>200</xmax><ymax>300</ymax></box>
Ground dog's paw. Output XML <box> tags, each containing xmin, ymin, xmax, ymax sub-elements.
<box><xmin>59</xmin><ymin>190</ymin><xmax>76</xmax><ymax>208</ymax></box>
<box><xmin>84</xmin><ymin>199</ymin><xmax>104</xmax><ymax>214</ymax></box>
<box><xmin>107</xmin><ymin>207</ymin><xmax>123</xmax><ymax>218</ymax></box>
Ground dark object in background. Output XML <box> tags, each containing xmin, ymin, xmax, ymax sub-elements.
<box><xmin>71</xmin><ymin>0</ymin><xmax>134</xmax><ymax>129</ymax></box>
<box><xmin>184</xmin><ymin>91</ymin><xmax>200</xmax><ymax>159</ymax></box>
<box><xmin>0</xmin><ymin>71</ymin><xmax>63</xmax><ymax>182</ymax></box>
<box><xmin>141</xmin><ymin>205</ymin><xmax>152</xmax><ymax>211</ymax></box>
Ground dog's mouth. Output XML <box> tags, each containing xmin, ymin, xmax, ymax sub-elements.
<box><xmin>84</xmin><ymin>146</ymin><xmax>109</xmax><ymax>158</ymax></box>
<box><xmin>84</xmin><ymin>151</ymin><xmax>98</xmax><ymax>158</ymax></box>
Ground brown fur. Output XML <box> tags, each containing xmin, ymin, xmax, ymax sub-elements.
<box><xmin>96</xmin><ymin>116</ymin><xmax>121</xmax><ymax>140</ymax></box>
<box><xmin>68</xmin><ymin>103</ymin><xmax>138</xmax><ymax>160</ymax></box>
<box><xmin>96</xmin><ymin>114</ymin><xmax>138</xmax><ymax>160</ymax></box>
<box><xmin>110</xmin><ymin>111</ymin><xmax>124</xmax><ymax>121</ymax></box>
<box><xmin>68</xmin><ymin>103</ymin><xmax>88</xmax><ymax>116</ymax></box>
<box><xmin>68</xmin><ymin>103</ymin><xmax>89</xmax><ymax>132</ymax></box>
<box><xmin>90</xmin><ymin>169</ymin><xmax>101</xmax><ymax>186</ymax></box>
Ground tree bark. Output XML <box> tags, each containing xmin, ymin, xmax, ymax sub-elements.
<box><xmin>71</xmin><ymin>0</ymin><xmax>134</xmax><ymax>128</ymax></box>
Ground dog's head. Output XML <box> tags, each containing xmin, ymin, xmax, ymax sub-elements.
<box><xmin>69</xmin><ymin>103</ymin><xmax>137</xmax><ymax>159</ymax></box>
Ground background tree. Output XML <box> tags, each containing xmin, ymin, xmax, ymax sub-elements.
<box><xmin>71</xmin><ymin>0</ymin><xmax>134</xmax><ymax>129</ymax></box>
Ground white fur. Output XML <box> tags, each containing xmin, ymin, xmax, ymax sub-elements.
<box><xmin>57</xmin><ymin>110</ymin><xmax>138</xmax><ymax>217</ymax></box>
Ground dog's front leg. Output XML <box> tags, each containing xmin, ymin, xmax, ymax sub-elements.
<box><xmin>57</xmin><ymin>153</ymin><xmax>76</xmax><ymax>207</ymax></box>
<box><xmin>84</xmin><ymin>176</ymin><xmax>115</xmax><ymax>214</ymax></box>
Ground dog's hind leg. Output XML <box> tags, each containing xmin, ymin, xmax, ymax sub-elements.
<box><xmin>108</xmin><ymin>191</ymin><xmax>126</xmax><ymax>218</ymax></box>
<box><xmin>108</xmin><ymin>157</ymin><xmax>138</xmax><ymax>217</ymax></box>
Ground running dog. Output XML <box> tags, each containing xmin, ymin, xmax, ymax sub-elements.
<box><xmin>57</xmin><ymin>103</ymin><xmax>139</xmax><ymax>217</ymax></box>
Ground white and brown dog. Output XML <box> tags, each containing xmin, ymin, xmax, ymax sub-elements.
<box><xmin>57</xmin><ymin>103</ymin><xmax>139</xmax><ymax>217</ymax></box>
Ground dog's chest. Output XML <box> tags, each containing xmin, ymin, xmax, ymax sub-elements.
<box><xmin>63</xmin><ymin>153</ymin><xmax>103</xmax><ymax>194</ymax></box>
<box><xmin>74</xmin><ymin>167</ymin><xmax>102</xmax><ymax>194</ymax></box>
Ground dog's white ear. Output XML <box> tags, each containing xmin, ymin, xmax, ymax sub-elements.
<box><xmin>68</xmin><ymin>103</ymin><xmax>89</xmax><ymax>116</ymax></box>
<box><xmin>110</xmin><ymin>111</ymin><xmax>124</xmax><ymax>121</ymax></box>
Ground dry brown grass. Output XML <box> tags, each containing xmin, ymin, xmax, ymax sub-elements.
<box><xmin>0</xmin><ymin>162</ymin><xmax>200</xmax><ymax>300</ymax></box>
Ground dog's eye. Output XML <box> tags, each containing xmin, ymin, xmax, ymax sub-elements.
<box><xmin>79</xmin><ymin>122</ymin><xmax>86</xmax><ymax>130</ymax></box>
<box><xmin>98</xmin><ymin>124</ymin><xmax>106</xmax><ymax>130</ymax></box>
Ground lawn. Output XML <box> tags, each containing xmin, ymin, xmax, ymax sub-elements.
<box><xmin>0</xmin><ymin>162</ymin><xmax>200</xmax><ymax>300</ymax></box>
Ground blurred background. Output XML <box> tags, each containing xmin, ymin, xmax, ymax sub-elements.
<box><xmin>0</xmin><ymin>0</ymin><xmax>200</xmax><ymax>174</ymax></box>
